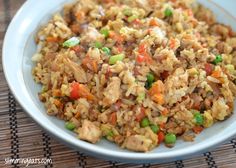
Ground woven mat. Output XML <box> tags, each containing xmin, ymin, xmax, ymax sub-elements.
<box><xmin>0</xmin><ymin>0</ymin><xmax>236</xmax><ymax>167</ymax></box>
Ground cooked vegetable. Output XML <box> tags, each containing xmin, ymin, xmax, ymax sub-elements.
<box><xmin>65</xmin><ymin>122</ymin><xmax>76</xmax><ymax>131</ymax></box>
<box><xmin>194</xmin><ymin>112</ymin><xmax>204</xmax><ymax>125</ymax></box>
<box><xmin>70</xmin><ymin>82</ymin><xmax>95</xmax><ymax>101</ymax></box>
<box><xmin>150</xmin><ymin>124</ymin><xmax>159</xmax><ymax>133</ymax></box>
<box><xmin>212</xmin><ymin>54</ymin><xmax>223</xmax><ymax>65</ymax></box>
<box><xmin>140</xmin><ymin>117</ymin><xmax>150</xmax><ymax>127</ymax></box>
<box><xmin>109</xmin><ymin>54</ymin><xmax>125</xmax><ymax>65</ymax></box>
<box><xmin>164</xmin><ymin>8</ymin><xmax>173</xmax><ymax>17</ymax></box>
<box><xmin>100</xmin><ymin>28</ymin><xmax>109</xmax><ymax>38</ymax></box>
<box><xmin>158</xmin><ymin>131</ymin><xmax>165</xmax><ymax>144</ymax></box>
<box><xmin>102</xmin><ymin>47</ymin><xmax>111</xmax><ymax>55</ymax></box>
<box><xmin>107</xmin><ymin>130</ymin><xmax>114</xmax><ymax>137</ymax></box>
<box><xmin>95</xmin><ymin>41</ymin><xmax>102</xmax><ymax>48</ymax></box>
<box><xmin>63</xmin><ymin>37</ymin><xmax>80</xmax><ymax>48</ymax></box>
<box><xmin>164</xmin><ymin>133</ymin><xmax>176</xmax><ymax>144</ymax></box>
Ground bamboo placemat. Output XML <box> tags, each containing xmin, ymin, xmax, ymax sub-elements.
<box><xmin>0</xmin><ymin>0</ymin><xmax>236</xmax><ymax>167</ymax></box>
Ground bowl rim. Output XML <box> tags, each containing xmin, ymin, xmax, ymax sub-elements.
<box><xmin>2</xmin><ymin>0</ymin><xmax>236</xmax><ymax>163</ymax></box>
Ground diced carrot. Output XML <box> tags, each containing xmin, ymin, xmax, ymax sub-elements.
<box><xmin>91</xmin><ymin>61</ymin><xmax>98</xmax><ymax>73</ymax></box>
<box><xmin>70</xmin><ymin>82</ymin><xmax>80</xmax><ymax>100</ymax></box>
<box><xmin>159</xmin><ymin>123</ymin><xmax>166</xmax><ymax>129</ymax></box>
<box><xmin>133</xmin><ymin>19</ymin><xmax>141</xmax><ymax>25</ymax></box>
<box><xmin>52</xmin><ymin>89</ymin><xmax>61</xmax><ymax>97</ymax></box>
<box><xmin>169</xmin><ymin>39</ymin><xmax>176</xmax><ymax>49</ymax></box>
<box><xmin>138</xmin><ymin>43</ymin><xmax>147</xmax><ymax>54</ymax></box>
<box><xmin>54</xmin><ymin>99</ymin><xmax>62</xmax><ymax>108</ymax></box>
<box><xmin>161</xmin><ymin>108</ymin><xmax>169</xmax><ymax>116</ymax></box>
<box><xmin>152</xmin><ymin>93</ymin><xmax>165</xmax><ymax>105</ymax></box>
<box><xmin>71</xmin><ymin>45</ymin><xmax>82</xmax><ymax>54</ymax></box>
<box><xmin>192</xmin><ymin>126</ymin><xmax>203</xmax><ymax>134</ymax></box>
<box><xmin>78</xmin><ymin>84</ymin><xmax>96</xmax><ymax>101</ymax></box>
<box><xmin>109</xmin><ymin>31</ymin><xmax>124</xmax><ymax>43</ymax></box>
<box><xmin>82</xmin><ymin>56</ymin><xmax>98</xmax><ymax>72</ymax></box>
<box><xmin>149</xmin><ymin>19</ymin><xmax>159</xmax><ymax>27</ymax></box>
<box><xmin>75</xmin><ymin>11</ymin><xmax>85</xmax><ymax>20</ymax></box>
<box><xmin>70</xmin><ymin>82</ymin><xmax>95</xmax><ymax>101</ymax></box>
<box><xmin>158</xmin><ymin>131</ymin><xmax>165</xmax><ymax>144</ymax></box>
<box><xmin>149</xmin><ymin>80</ymin><xmax>165</xmax><ymax>96</ymax></box>
<box><xmin>109</xmin><ymin>112</ymin><xmax>117</xmax><ymax>125</ymax></box>
<box><xmin>46</xmin><ymin>37</ymin><xmax>60</xmax><ymax>43</ymax></box>
<box><xmin>109</xmin><ymin>31</ymin><xmax>115</xmax><ymax>38</ymax></box>
<box><xmin>211</xmin><ymin>70</ymin><xmax>221</xmax><ymax>78</ymax></box>
<box><xmin>136</xmin><ymin>107</ymin><xmax>146</xmax><ymax>122</ymax></box>
<box><xmin>75</xmin><ymin>112</ymin><xmax>80</xmax><ymax>119</ymax></box>
<box><xmin>136</xmin><ymin>55</ymin><xmax>146</xmax><ymax>63</ymax></box>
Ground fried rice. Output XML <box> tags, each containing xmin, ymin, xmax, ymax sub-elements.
<box><xmin>32</xmin><ymin>0</ymin><xmax>236</xmax><ymax>152</ymax></box>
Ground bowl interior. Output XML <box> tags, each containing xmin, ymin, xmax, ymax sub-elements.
<box><xmin>4</xmin><ymin>0</ymin><xmax>236</xmax><ymax>162</ymax></box>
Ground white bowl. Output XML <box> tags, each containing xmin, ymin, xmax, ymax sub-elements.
<box><xmin>3</xmin><ymin>0</ymin><xmax>236</xmax><ymax>163</ymax></box>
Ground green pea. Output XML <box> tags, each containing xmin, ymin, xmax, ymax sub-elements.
<box><xmin>147</xmin><ymin>73</ymin><xmax>155</xmax><ymax>84</ymax></box>
<box><xmin>102</xmin><ymin>47</ymin><xmax>111</xmax><ymax>55</ymax></box>
<box><xmin>212</xmin><ymin>54</ymin><xmax>223</xmax><ymax>65</ymax></box>
<box><xmin>164</xmin><ymin>8</ymin><xmax>173</xmax><ymax>17</ymax></box>
<box><xmin>145</xmin><ymin>73</ymin><xmax>155</xmax><ymax>90</ymax></box>
<box><xmin>109</xmin><ymin>54</ymin><xmax>125</xmax><ymax>65</ymax></box>
<box><xmin>140</xmin><ymin>117</ymin><xmax>150</xmax><ymax>127</ymax></box>
<box><xmin>150</xmin><ymin>124</ymin><xmax>159</xmax><ymax>133</ymax></box>
<box><xmin>194</xmin><ymin>112</ymin><xmax>204</xmax><ymax>125</ymax></box>
<box><xmin>164</xmin><ymin>133</ymin><xmax>176</xmax><ymax>144</ymax></box>
<box><xmin>65</xmin><ymin>122</ymin><xmax>76</xmax><ymax>131</ymax></box>
<box><xmin>95</xmin><ymin>41</ymin><xmax>102</xmax><ymax>49</ymax></box>
<box><xmin>63</xmin><ymin>37</ymin><xmax>80</xmax><ymax>48</ymax></box>
<box><xmin>100</xmin><ymin>28</ymin><xmax>109</xmax><ymax>38</ymax></box>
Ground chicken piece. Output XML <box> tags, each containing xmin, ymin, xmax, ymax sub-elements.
<box><xmin>64</xmin><ymin>58</ymin><xmax>87</xmax><ymax>83</ymax></box>
<box><xmin>123</xmin><ymin>135</ymin><xmax>153</xmax><ymax>152</ymax></box>
<box><xmin>211</xmin><ymin>98</ymin><xmax>230</xmax><ymax>120</ymax></box>
<box><xmin>103</xmin><ymin>77</ymin><xmax>121</xmax><ymax>106</ymax></box>
<box><xmin>78</xmin><ymin>120</ymin><xmax>101</xmax><ymax>143</ymax></box>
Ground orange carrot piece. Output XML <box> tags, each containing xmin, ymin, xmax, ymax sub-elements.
<box><xmin>152</xmin><ymin>93</ymin><xmax>165</xmax><ymax>105</ymax></box>
<box><xmin>46</xmin><ymin>37</ymin><xmax>60</xmax><ymax>43</ymax></box>
<box><xmin>192</xmin><ymin>126</ymin><xmax>203</xmax><ymax>134</ymax></box>
<box><xmin>149</xmin><ymin>19</ymin><xmax>159</xmax><ymax>27</ymax></box>
<box><xmin>158</xmin><ymin>131</ymin><xmax>165</xmax><ymax>144</ymax></box>
<box><xmin>109</xmin><ymin>112</ymin><xmax>117</xmax><ymax>125</ymax></box>
<box><xmin>161</xmin><ymin>108</ymin><xmax>169</xmax><ymax>116</ymax></box>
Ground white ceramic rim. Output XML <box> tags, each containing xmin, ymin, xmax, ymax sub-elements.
<box><xmin>2</xmin><ymin>0</ymin><xmax>236</xmax><ymax>162</ymax></box>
